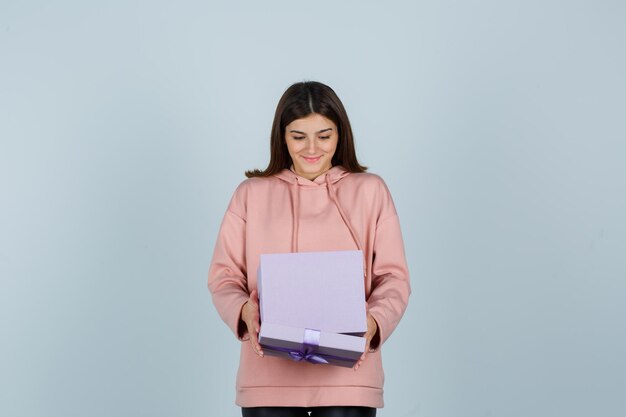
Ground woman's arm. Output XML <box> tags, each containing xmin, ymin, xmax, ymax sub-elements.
<box><xmin>207</xmin><ymin>185</ymin><xmax>251</xmax><ymax>341</ymax></box>
<box><xmin>366</xmin><ymin>179</ymin><xmax>411</xmax><ymax>352</ymax></box>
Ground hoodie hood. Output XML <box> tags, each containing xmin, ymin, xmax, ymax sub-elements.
<box><xmin>274</xmin><ymin>164</ymin><xmax>352</xmax><ymax>186</ymax></box>
<box><xmin>273</xmin><ymin>165</ymin><xmax>363</xmax><ymax>253</ymax></box>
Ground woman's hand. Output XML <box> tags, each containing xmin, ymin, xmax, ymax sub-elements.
<box><xmin>354</xmin><ymin>313</ymin><xmax>378</xmax><ymax>370</ymax></box>
<box><xmin>240</xmin><ymin>289</ymin><xmax>264</xmax><ymax>357</ymax></box>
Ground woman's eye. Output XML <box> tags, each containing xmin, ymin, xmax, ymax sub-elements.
<box><xmin>293</xmin><ymin>136</ymin><xmax>305</xmax><ymax>140</ymax></box>
<box><xmin>320</xmin><ymin>136</ymin><xmax>331</xmax><ymax>139</ymax></box>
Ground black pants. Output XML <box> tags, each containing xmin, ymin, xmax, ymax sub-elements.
<box><xmin>242</xmin><ymin>406</ymin><xmax>376</xmax><ymax>417</ymax></box>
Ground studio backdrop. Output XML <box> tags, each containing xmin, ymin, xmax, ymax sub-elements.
<box><xmin>1</xmin><ymin>1</ymin><xmax>625</xmax><ymax>416</ymax></box>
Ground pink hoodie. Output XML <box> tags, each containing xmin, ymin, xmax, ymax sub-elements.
<box><xmin>207</xmin><ymin>164</ymin><xmax>411</xmax><ymax>408</ymax></box>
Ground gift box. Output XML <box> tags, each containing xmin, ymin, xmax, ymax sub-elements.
<box><xmin>257</xmin><ymin>250</ymin><xmax>367</xmax><ymax>368</ymax></box>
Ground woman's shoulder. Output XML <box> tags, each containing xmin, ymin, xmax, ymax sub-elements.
<box><xmin>225</xmin><ymin>176</ymin><xmax>277</xmax><ymax>218</ymax></box>
<box><xmin>236</xmin><ymin>174</ymin><xmax>279</xmax><ymax>188</ymax></box>
<box><xmin>343</xmin><ymin>170</ymin><xmax>391</xmax><ymax>194</ymax></box>
<box><xmin>230</xmin><ymin>174</ymin><xmax>282</xmax><ymax>198</ymax></box>
<box><xmin>345</xmin><ymin>171</ymin><xmax>399</xmax><ymax>220</ymax></box>
<box><xmin>349</xmin><ymin>170</ymin><xmax>385</xmax><ymax>183</ymax></box>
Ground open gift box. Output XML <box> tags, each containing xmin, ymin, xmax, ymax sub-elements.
<box><xmin>257</xmin><ymin>250</ymin><xmax>367</xmax><ymax>368</ymax></box>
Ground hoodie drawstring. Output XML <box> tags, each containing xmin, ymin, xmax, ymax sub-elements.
<box><xmin>286</xmin><ymin>168</ymin><xmax>367</xmax><ymax>278</ymax></box>
<box><xmin>287</xmin><ymin>169</ymin><xmax>363</xmax><ymax>254</ymax></box>
<box><xmin>326</xmin><ymin>175</ymin><xmax>363</xmax><ymax>252</ymax></box>
<box><xmin>290</xmin><ymin>180</ymin><xmax>300</xmax><ymax>252</ymax></box>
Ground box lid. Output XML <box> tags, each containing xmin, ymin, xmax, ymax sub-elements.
<box><xmin>258</xmin><ymin>250</ymin><xmax>367</xmax><ymax>335</ymax></box>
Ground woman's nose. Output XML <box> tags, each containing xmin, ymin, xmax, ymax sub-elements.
<box><xmin>306</xmin><ymin>138</ymin><xmax>318</xmax><ymax>153</ymax></box>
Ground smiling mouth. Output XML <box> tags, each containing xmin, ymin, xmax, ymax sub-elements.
<box><xmin>302</xmin><ymin>156</ymin><xmax>321</xmax><ymax>162</ymax></box>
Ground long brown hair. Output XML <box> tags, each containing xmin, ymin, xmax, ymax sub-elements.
<box><xmin>245</xmin><ymin>81</ymin><xmax>367</xmax><ymax>177</ymax></box>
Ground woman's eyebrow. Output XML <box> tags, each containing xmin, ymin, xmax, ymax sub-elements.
<box><xmin>289</xmin><ymin>128</ymin><xmax>334</xmax><ymax>134</ymax></box>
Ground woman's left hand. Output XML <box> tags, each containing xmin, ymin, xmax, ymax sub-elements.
<box><xmin>353</xmin><ymin>313</ymin><xmax>378</xmax><ymax>370</ymax></box>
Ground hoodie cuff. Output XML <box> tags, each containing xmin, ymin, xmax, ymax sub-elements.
<box><xmin>236</xmin><ymin>299</ymin><xmax>250</xmax><ymax>341</ymax></box>
<box><xmin>367</xmin><ymin>312</ymin><xmax>382</xmax><ymax>352</ymax></box>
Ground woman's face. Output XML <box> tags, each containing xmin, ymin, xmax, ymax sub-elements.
<box><xmin>284</xmin><ymin>113</ymin><xmax>339</xmax><ymax>181</ymax></box>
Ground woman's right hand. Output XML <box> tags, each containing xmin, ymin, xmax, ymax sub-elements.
<box><xmin>240</xmin><ymin>289</ymin><xmax>264</xmax><ymax>357</ymax></box>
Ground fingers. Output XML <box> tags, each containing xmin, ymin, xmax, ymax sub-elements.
<box><xmin>354</xmin><ymin>337</ymin><xmax>370</xmax><ymax>370</ymax></box>
<box><xmin>248</xmin><ymin>325</ymin><xmax>264</xmax><ymax>357</ymax></box>
<box><xmin>354</xmin><ymin>352</ymin><xmax>366</xmax><ymax>370</ymax></box>
<box><xmin>249</xmin><ymin>289</ymin><xmax>259</xmax><ymax>304</ymax></box>
<box><xmin>245</xmin><ymin>290</ymin><xmax>263</xmax><ymax>357</ymax></box>
<box><xmin>246</xmin><ymin>314</ymin><xmax>264</xmax><ymax>357</ymax></box>
<box><xmin>355</xmin><ymin>318</ymin><xmax>377</xmax><ymax>370</ymax></box>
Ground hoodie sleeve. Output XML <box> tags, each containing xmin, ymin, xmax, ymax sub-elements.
<box><xmin>207</xmin><ymin>182</ymin><xmax>251</xmax><ymax>341</ymax></box>
<box><xmin>366</xmin><ymin>177</ymin><xmax>411</xmax><ymax>351</ymax></box>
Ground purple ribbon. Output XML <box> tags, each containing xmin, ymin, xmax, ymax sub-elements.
<box><xmin>262</xmin><ymin>328</ymin><xmax>355</xmax><ymax>366</ymax></box>
<box><xmin>287</xmin><ymin>329</ymin><xmax>329</xmax><ymax>364</ymax></box>
<box><xmin>288</xmin><ymin>348</ymin><xmax>329</xmax><ymax>364</ymax></box>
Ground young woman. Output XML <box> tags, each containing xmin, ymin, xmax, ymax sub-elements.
<box><xmin>208</xmin><ymin>81</ymin><xmax>411</xmax><ymax>417</ymax></box>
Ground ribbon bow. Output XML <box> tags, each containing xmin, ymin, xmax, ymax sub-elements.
<box><xmin>287</xmin><ymin>328</ymin><xmax>328</xmax><ymax>364</ymax></box>
<box><xmin>288</xmin><ymin>348</ymin><xmax>329</xmax><ymax>364</ymax></box>
<box><xmin>262</xmin><ymin>328</ymin><xmax>358</xmax><ymax>367</ymax></box>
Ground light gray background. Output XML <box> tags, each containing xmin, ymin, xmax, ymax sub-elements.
<box><xmin>1</xmin><ymin>1</ymin><xmax>625</xmax><ymax>416</ymax></box>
